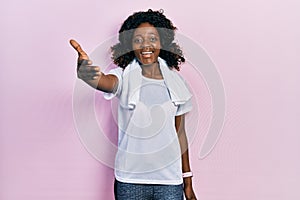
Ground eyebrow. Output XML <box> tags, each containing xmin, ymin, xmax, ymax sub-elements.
<box><xmin>133</xmin><ymin>32</ymin><xmax>159</xmax><ymax>37</ymax></box>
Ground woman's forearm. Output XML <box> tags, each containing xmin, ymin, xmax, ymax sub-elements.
<box><xmin>81</xmin><ymin>73</ymin><xmax>118</xmax><ymax>93</ymax></box>
<box><xmin>96</xmin><ymin>74</ymin><xmax>118</xmax><ymax>93</ymax></box>
<box><xmin>175</xmin><ymin>115</ymin><xmax>193</xmax><ymax>186</ymax></box>
<box><xmin>175</xmin><ymin>115</ymin><xmax>197</xmax><ymax>200</ymax></box>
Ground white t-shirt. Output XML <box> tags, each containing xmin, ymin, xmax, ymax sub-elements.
<box><xmin>104</xmin><ymin>67</ymin><xmax>192</xmax><ymax>185</ymax></box>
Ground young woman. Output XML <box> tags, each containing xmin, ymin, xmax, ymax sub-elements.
<box><xmin>71</xmin><ymin>9</ymin><xmax>197</xmax><ymax>200</ymax></box>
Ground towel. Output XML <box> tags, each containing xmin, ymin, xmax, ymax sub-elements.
<box><xmin>119</xmin><ymin>57</ymin><xmax>192</xmax><ymax>109</ymax></box>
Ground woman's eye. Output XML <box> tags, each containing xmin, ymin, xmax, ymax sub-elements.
<box><xmin>150</xmin><ymin>37</ymin><xmax>157</xmax><ymax>42</ymax></box>
<box><xmin>133</xmin><ymin>38</ymin><xmax>143</xmax><ymax>44</ymax></box>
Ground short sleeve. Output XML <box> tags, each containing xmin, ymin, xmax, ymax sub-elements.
<box><xmin>175</xmin><ymin>97</ymin><xmax>193</xmax><ymax>116</ymax></box>
<box><xmin>103</xmin><ymin>67</ymin><xmax>123</xmax><ymax>100</ymax></box>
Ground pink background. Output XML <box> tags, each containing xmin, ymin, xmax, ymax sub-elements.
<box><xmin>1</xmin><ymin>0</ymin><xmax>300</xmax><ymax>199</ymax></box>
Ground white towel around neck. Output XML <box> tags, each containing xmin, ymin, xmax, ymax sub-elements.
<box><xmin>119</xmin><ymin>57</ymin><xmax>192</xmax><ymax>109</ymax></box>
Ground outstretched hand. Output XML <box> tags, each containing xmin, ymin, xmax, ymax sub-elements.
<box><xmin>70</xmin><ymin>39</ymin><xmax>102</xmax><ymax>81</ymax></box>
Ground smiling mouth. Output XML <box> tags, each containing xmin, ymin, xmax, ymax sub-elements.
<box><xmin>141</xmin><ymin>51</ymin><xmax>153</xmax><ymax>55</ymax></box>
<box><xmin>140</xmin><ymin>50</ymin><xmax>155</xmax><ymax>58</ymax></box>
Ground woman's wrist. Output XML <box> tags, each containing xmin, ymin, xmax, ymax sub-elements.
<box><xmin>182</xmin><ymin>171</ymin><xmax>193</xmax><ymax>178</ymax></box>
<box><xmin>182</xmin><ymin>171</ymin><xmax>193</xmax><ymax>188</ymax></box>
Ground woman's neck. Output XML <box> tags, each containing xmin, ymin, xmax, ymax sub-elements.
<box><xmin>141</xmin><ymin>62</ymin><xmax>163</xmax><ymax>79</ymax></box>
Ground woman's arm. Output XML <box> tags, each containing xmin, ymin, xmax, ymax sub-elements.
<box><xmin>175</xmin><ymin>114</ymin><xmax>197</xmax><ymax>200</ymax></box>
<box><xmin>70</xmin><ymin>39</ymin><xmax>118</xmax><ymax>93</ymax></box>
<box><xmin>79</xmin><ymin>69</ymin><xmax>118</xmax><ymax>93</ymax></box>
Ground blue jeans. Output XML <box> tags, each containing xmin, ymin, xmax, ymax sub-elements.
<box><xmin>114</xmin><ymin>179</ymin><xmax>184</xmax><ymax>200</ymax></box>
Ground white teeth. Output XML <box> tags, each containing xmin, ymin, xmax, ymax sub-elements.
<box><xmin>141</xmin><ymin>51</ymin><xmax>152</xmax><ymax>55</ymax></box>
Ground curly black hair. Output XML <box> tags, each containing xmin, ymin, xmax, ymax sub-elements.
<box><xmin>111</xmin><ymin>9</ymin><xmax>185</xmax><ymax>71</ymax></box>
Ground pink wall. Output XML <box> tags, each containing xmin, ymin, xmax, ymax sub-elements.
<box><xmin>1</xmin><ymin>0</ymin><xmax>300</xmax><ymax>199</ymax></box>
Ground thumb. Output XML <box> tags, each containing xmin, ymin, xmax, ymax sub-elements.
<box><xmin>69</xmin><ymin>39</ymin><xmax>89</xmax><ymax>60</ymax></box>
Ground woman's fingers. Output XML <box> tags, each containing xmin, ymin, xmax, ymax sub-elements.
<box><xmin>77</xmin><ymin>65</ymin><xmax>102</xmax><ymax>80</ymax></box>
<box><xmin>78</xmin><ymin>65</ymin><xmax>100</xmax><ymax>73</ymax></box>
<box><xmin>77</xmin><ymin>72</ymin><xmax>101</xmax><ymax>80</ymax></box>
<box><xmin>70</xmin><ymin>39</ymin><xmax>89</xmax><ymax>60</ymax></box>
<box><xmin>78</xmin><ymin>59</ymin><xmax>91</xmax><ymax>66</ymax></box>
<box><xmin>77</xmin><ymin>59</ymin><xmax>94</xmax><ymax>70</ymax></box>
<box><xmin>70</xmin><ymin>39</ymin><xmax>102</xmax><ymax>81</ymax></box>
<box><xmin>78</xmin><ymin>74</ymin><xmax>101</xmax><ymax>80</ymax></box>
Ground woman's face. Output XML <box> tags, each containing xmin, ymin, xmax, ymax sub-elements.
<box><xmin>132</xmin><ymin>22</ymin><xmax>161</xmax><ymax>65</ymax></box>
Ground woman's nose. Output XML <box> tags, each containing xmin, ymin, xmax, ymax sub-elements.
<box><xmin>141</xmin><ymin>39</ymin><xmax>151</xmax><ymax>48</ymax></box>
